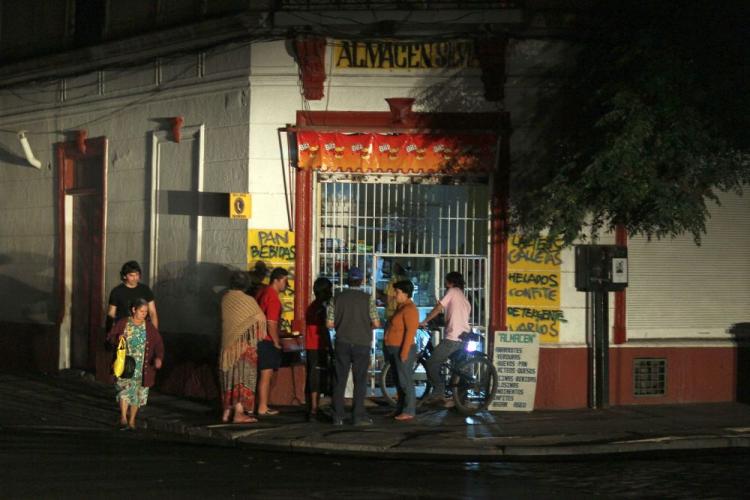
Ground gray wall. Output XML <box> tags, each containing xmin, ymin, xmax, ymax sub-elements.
<box><xmin>0</xmin><ymin>42</ymin><xmax>253</xmax><ymax>338</ymax></box>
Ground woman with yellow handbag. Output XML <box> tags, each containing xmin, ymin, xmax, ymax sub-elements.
<box><xmin>107</xmin><ymin>297</ymin><xmax>164</xmax><ymax>430</ymax></box>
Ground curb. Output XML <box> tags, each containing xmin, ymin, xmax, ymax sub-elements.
<box><xmin>235</xmin><ymin>435</ymin><xmax>750</xmax><ymax>460</ymax></box>
<box><xmin>140</xmin><ymin>414</ymin><xmax>750</xmax><ymax>461</ymax></box>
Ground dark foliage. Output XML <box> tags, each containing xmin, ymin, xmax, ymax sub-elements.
<box><xmin>510</xmin><ymin>0</ymin><xmax>750</xmax><ymax>244</ymax></box>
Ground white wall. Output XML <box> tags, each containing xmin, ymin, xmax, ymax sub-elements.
<box><xmin>248</xmin><ymin>39</ymin><xmax>501</xmax><ymax>231</ymax></box>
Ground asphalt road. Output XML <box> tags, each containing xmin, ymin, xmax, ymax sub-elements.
<box><xmin>1</xmin><ymin>427</ymin><xmax>747</xmax><ymax>499</ymax></box>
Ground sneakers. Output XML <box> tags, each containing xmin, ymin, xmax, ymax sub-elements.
<box><xmin>332</xmin><ymin>417</ymin><xmax>344</xmax><ymax>426</ymax></box>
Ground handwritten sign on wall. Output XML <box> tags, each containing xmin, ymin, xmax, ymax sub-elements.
<box><xmin>248</xmin><ymin>229</ymin><xmax>296</xmax><ymax>332</ymax></box>
<box><xmin>505</xmin><ymin>235</ymin><xmax>565</xmax><ymax>343</ymax></box>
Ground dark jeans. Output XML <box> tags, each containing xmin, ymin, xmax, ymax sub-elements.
<box><xmin>425</xmin><ymin>338</ymin><xmax>462</xmax><ymax>396</ymax></box>
<box><xmin>385</xmin><ymin>344</ymin><xmax>417</xmax><ymax>416</ymax></box>
<box><xmin>305</xmin><ymin>348</ymin><xmax>330</xmax><ymax>395</ymax></box>
<box><xmin>333</xmin><ymin>340</ymin><xmax>370</xmax><ymax>421</ymax></box>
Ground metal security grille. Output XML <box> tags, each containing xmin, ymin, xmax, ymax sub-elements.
<box><xmin>315</xmin><ymin>176</ymin><xmax>490</xmax><ymax>329</ymax></box>
<box><xmin>633</xmin><ymin>358</ymin><xmax>667</xmax><ymax>396</ymax></box>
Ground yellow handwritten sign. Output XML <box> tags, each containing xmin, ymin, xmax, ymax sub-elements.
<box><xmin>507</xmin><ymin>271</ymin><xmax>560</xmax><ymax>307</ymax></box>
<box><xmin>248</xmin><ymin>229</ymin><xmax>295</xmax><ymax>262</ymax></box>
<box><xmin>248</xmin><ymin>229</ymin><xmax>295</xmax><ymax>332</ymax></box>
<box><xmin>506</xmin><ymin>235</ymin><xmax>565</xmax><ymax>343</ymax></box>
<box><xmin>334</xmin><ymin>39</ymin><xmax>480</xmax><ymax>70</ymax></box>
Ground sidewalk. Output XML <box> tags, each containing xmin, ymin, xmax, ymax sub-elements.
<box><xmin>2</xmin><ymin>371</ymin><xmax>749</xmax><ymax>460</ymax></box>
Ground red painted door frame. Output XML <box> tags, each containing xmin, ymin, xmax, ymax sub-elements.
<box><xmin>613</xmin><ymin>224</ymin><xmax>628</xmax><ymax>344</ymax></box>
<box><xmin>55</xmin><ymin>137</ymin><xmax>108</xmax><ymax>372</ymax></box>
<box><xmin>291</xmin><ymin>109</ymin><xmax>510</xmax><ymax>338</ymax></box>
<box><xmin>490</xmin><ymin>127</ymin><xmax>511</xmax><ymax>334</ymax></box>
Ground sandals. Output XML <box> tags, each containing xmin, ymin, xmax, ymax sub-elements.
<box><xmin>232</xmin><ymin>414</ymin><xmax>257</xmax><ymax>424</ymax></box>
<box><xmin>222</xmin><ymin>408</ymin><xmax>258</xmax><ymax>424</ymax></box>
<box><xmin>257</xmin><ymin>408</ymin><xmax>279</xmax><ymax>416</ymax></box>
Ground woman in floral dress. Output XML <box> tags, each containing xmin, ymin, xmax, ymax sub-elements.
<box><xmin>107</xmin><ymin>297</ymin><xmax>164</xmax><ymax>430</ymax></box>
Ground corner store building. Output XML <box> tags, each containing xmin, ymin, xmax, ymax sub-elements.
<box><xmin>0</xmin><ymin>4</ymin><xmax>747</xmax><ymax>408</ymax></box>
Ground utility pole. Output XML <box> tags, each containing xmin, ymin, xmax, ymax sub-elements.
<box><xmin>575</xmin><ymin>245</ymin><xmax>628</xmax><ymax>409</ymax></box>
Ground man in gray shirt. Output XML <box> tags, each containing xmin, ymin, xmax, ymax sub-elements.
<box><xmin>327</xmin><ymin>267</ymin><xmax>381</xmax><ymax>426</ymax></box>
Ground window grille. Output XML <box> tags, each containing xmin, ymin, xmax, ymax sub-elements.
<box><xmin>315</xmin><ymin>176</ymin><xmax>490</xmax><ymax>330</ymax></box>
<box><xmin>633</xmin><ymin>358</ymin><xmax>667</xmax><ymax>396</ymax></box>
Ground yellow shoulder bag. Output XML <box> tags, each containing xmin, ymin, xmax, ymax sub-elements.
<box><xmin>112</xmin><ymin>336</ymin><xmax>135</xmax><ymax>378</ymax></box>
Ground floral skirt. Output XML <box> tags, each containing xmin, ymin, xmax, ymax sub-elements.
<box><xmin>221</xmin><ymin>345</ymin><xmax>258</xmax><ymax>410</ymax></box>
<box><xmin>116</xmin><ymin>378</ymin><xmax>149</xmax><ymax>408</ymax></box>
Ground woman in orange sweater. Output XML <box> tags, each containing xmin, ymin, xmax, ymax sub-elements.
<box><xmin>383</xmin><ymin>280</ymin><xmax>420</xmax><ymax>421</ymax></box>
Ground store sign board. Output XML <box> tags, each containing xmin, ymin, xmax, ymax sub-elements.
<box><xmin>247</xmin><ymin>229</ymin><xmax>295</xmax><ymax>332</ymax></box>
<box><xmin>297</xmin><ymin>131</ymin><xmax>496</xmax><ymax>174</ymax></box>
<box><xmin>334</xmin><ymin>39</ymin><xmax>480</xmax><ymax>70</ymax></box>
<box><xmin>489</xmin><ymin>331</ymin><xmax>540</xmax><ymax>412</ymax></box>
<box><xmin>505</xmin><ymin>235</ymin><xmax>566</xmax><ymax>343</ymax></box>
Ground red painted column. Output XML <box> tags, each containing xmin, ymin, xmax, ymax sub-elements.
<box><xmin>489</xmin><ymin>122</ymin><xmax>511</xmax><ymax>341</ymax></box>
<box><xmin>293</xmin><ymin>166</ymin><xmax>312</xmax><ymax>332</ymax></box>
<box><xmin>613</xmin><ymin>224</ymin><xmax>628</xmax><ymax>345</ymax></box>
<box><xmin>55</xmin><ymin>146</ymin><xmax>67</xmax><ymax>328</ymax></box>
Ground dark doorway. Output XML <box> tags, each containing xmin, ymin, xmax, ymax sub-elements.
<box><xmin>70</xmin><ymin>191</ymin><xmax>102</xmax><ymax>369</ymax></box>
<box><xmin>56</xmin><ymin>138</ymin><xmax>107</xmax><ymax>375</ymax></box>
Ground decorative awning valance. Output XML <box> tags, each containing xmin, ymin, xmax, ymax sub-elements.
<box><xmin>296</xmin><ymin>131</ymin><xmax>497</xmax><ymax>174</ymax></box>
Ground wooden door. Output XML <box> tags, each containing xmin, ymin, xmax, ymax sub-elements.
<box><xmin>56</xmin><ymin>138</ymin><xmax>107</xmax><ymax>375</ymax></box>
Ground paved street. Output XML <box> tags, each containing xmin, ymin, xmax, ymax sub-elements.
<box><xmin>1</xmin><ymin>370</ymin><xmax>750</xmax><ymax>498</ymax></box>
<box><xmin>2</xmin><ymin>372</ymin><xmax>749</xmax><ymax>460</ymax></box>
<box><xmin>1</xmin><ymin>427</ymin><xmax>748</xmax><ymax>499</ymax></box>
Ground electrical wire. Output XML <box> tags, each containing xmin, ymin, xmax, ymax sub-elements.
<box><xmin>0</xmin><ymin>31</ymin><xmax>283</xmax><ymax>135</ymax></box>
<box><xmin>5</xmin><ymin>30</ymin><xmax>292</xmax><ymax>94</ymax></box>
<box><xmin>0</xmin><ymin>49</ymin><xmax>214</xmax><ymax>134</ymax></box>
<box><xmin>0</xmin><ymin>11</ymin><xmax>510</xmax><ymax>98</ymax></box>
<box><xmin>0</xmin><ymin>8</ymin><xmax>527</xmax><ymax>136</ymax></box>
<box><xmin>0</xmin><ymin>36</ymin><xmax>274</xmax><ymax>96</ymax></box>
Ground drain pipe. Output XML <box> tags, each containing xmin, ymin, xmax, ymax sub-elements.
<box><xmin>18</xmin><ymin>131</ymin><xmax>42</xmax><ymax>169</ymax></box>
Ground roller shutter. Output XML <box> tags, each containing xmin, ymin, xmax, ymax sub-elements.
<box><xmin>627</xmin><ymin>191</ymin><xmax>750</xmax><ymax>339</ymax></box>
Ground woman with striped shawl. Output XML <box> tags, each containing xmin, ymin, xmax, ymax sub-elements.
<box><xmin>220</xmin><ymin>271</ymin><xmax>267</xmax><ymax>424</ymax></box>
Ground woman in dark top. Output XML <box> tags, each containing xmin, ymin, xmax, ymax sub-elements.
<box><xmin>305</xmin><ymin>277</ymin><xmax>333</xmax><ymax>420</ymax></box>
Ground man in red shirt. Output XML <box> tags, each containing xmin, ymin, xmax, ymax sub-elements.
<box><xmin>255</xmin><ymin>267</ymin><xmax>288</xmax><ymax>416</ymax></box>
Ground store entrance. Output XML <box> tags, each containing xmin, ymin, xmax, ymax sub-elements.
<box><xmin>315</xmin><ymin>175</ymin><xmax>490</xmax><ymax>386</ymax></box>
<box><xmin>374</xmin><ymin>256</ymin><xmax>435</xmax><ymax>323</ymax></box>
<box><xmin>372</xmin><ymin>254</ymin><xmax>488</xmax><ymax>369</ymax></box>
